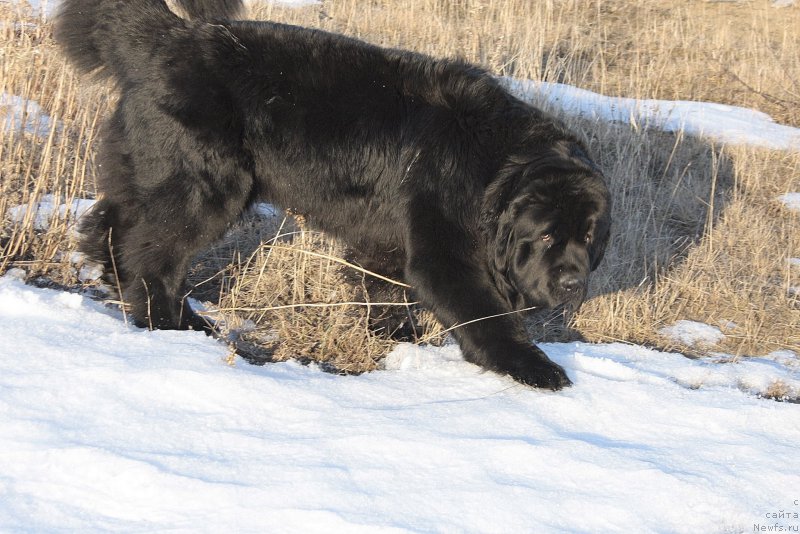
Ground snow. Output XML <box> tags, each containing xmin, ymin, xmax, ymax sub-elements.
<box><xmin>6</xmin><ymin>193</ymin><xmax>94</xmax><ymax>231</ymax></box>
<box><xmin>1</xmin><ymin>275</ymin><xmax>799</xmax><ymax>533</ymax></box>
<box><xmin>505</xmin><ymin>79</ymin><xmax>800</xmax><ymax>152</ymax></box>
<box><xmin>20</xmin><ymin>0</ymin><xmax>58</xmax><ymax>18</ymax></box>
<box><xmin>0</xmin><ymin>92</ymin><xmax>58</xmax><ymax>138</ymax></box>
<box><xmin>659</xmin><ymin>320</ymin><xmax>726</xmax><ymax>348</ymax></box>
<box><xmin>247</xmin><ymin>0</ymin><xmax>321</xmax><ymax>6</ymax></box>
<box><xmin>779</xmin><ymin>192</ymin><xmax>800</xmax><ymax>212</ymax></box>
<box><xmin>21</xmin><ymin>0</ymin><xmax>320</xmax><ymax>18</ymax></box>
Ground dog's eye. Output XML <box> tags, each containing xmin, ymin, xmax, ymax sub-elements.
<box><xmin>541</xmin><ymin>233</ymin><xmax>553</xmax><ymax>243</ymax></box>
<box><xmin>584</xmin><ymin>233</ymin><xmax>592</xmax><ymax>243</ymax></box>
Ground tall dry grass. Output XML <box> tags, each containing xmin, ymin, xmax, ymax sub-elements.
<box><xmin>0</xmin><ymin>2</ymin><xmax>109</xmax><ymax>277</ymax></box>
<box><xmin>251</xmin><ymin>0</ymin><xmax>800</xmax><ymax>125</ymax></box>
<box><xmin>1</xmin><ymin>0</ymin><xmax>798</xmax><ymax>371</ymax></box>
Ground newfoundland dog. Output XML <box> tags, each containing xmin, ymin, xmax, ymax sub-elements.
<box><xmin>55</xmin><ymin>0</ymin><xmax>611</xmax><ymax>390</ymax></box>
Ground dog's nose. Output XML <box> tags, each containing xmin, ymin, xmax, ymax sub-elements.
<box><xmin>559</xmin><ymin>275</ymin><xmax>585</xmax><ymax>293</ymax></box>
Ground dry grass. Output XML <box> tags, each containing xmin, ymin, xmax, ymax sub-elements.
<box><xmin>0</xmin><ymin>1</ymin><xmax>109</xmax><ymax>276</ymax></box>
<box><xmin>251</xmin><ymin>0</ymin><xmax>800</xmax><ymax>125</ymax></box>
<box><xmin>573</xmin><ymin>140</ymin><xmax>800</xmax><ymax>357</ymax></box>
<box><xmin>209</xmin><ymin>219</ymin><xmax>397</xmax><ymax>373</ymax></box>
<box><xmin>1</xmin><ymin>0</ymin><xmax>798</xmax><ymax>372</ymax></box>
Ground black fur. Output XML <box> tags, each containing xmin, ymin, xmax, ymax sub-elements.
<box><xmin>56</xmin><ymin>0</ymin><xmax>611</xmax><ymax>389</ymax></box>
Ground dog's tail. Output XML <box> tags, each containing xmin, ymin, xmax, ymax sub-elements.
<box><xmin>54</xmin><ymin>0</ymin><xmax>243</xmax><ymax>79</ymax></box>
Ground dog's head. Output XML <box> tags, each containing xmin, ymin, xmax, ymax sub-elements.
<box><xmin>484</xmin><ymin>145</ymin><xmax>611</xmax><ymax>313</ymax></box>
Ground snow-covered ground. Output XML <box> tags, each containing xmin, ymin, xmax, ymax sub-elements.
<box><xmin>18</xmin><ymin>0</ymin><xmax>58</xmax><ymax>18</ymax></box>
<box><xmin>246</xmin><ymin>0</ymin><xmax>322</xmax><ymax>7</ymax></box>
<box><xmin>780</xmin><ymin>193</ymin><xmax>800</xmax><ymax>212</ymax></box>
<box><xmin>6</xmin><ymin>194</ymin><xmax>93</xmax><ymax>231</ymax></box>
<box><xmin>1</xmin><ymin>93</ymin><xmax>58</xmax><ymax>138</ymax></box>
<box><xmin>505</xmin><ymin>79</ymin><xmax>800</xmax><ymax>152</ymax></box>
<box><xmin>3</xmin><ymin>1</ymin><xmax>800</xmax><ymax>532</ymax></box>
<box><xmin>1</xmin><ymin>273</ymin><xmax>799</xmax><ymax>533</ymax></box>
<box><xmin>21</xmin><ymin>0</ymin><xmax>321</xmax><ymax>18</ymax></box>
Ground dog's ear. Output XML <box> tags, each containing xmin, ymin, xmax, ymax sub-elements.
<box><xmin>489</xmin><ymin>200</ymin><xmax>531</xmax><ymax>307</ymax></box>
<box><xmin>493</xmin><ymin>207</ymin><xmax>519</xmax><ymax>280</ymax></box>
<box><xmin>583</xmin><ymin>171</ymin><xmax>612</xmax><ymax>272</ymax></box>
<box><xmin>589</xmin><ymin>223</ymin><xmax>611</xmax><ymax>271</ymax></box>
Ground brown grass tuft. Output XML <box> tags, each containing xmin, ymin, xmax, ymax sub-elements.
<box><xmin>210</xmin><ymin>219</ymin><xmax>399</xmax><ymax>373</ymax></box>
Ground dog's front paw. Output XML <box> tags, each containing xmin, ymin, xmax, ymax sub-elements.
<box><xmin>504</xmin><ymin>351</ymin><xmax>572</xmax><ymax>390</ymax></box>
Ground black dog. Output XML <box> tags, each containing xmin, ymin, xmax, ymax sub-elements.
<box><xmin>55</xmin><ymin>0</ymin><xmax>611</xmax><ymax>390</ymax></box>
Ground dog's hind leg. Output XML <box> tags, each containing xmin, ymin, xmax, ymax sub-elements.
<box><xmin>77</xmin><ymin>198</ymin><xmax>118</xmax><ymax>279</ymax></box>
<box><xmin>110</xmin><ymin>171</ymin><xmax>253</xmax><ymax>333</ymax></box>
<box><xmin>121</xmin><ymin>233</ymin><xmax>207</xmax><ymax>332</ymax></box>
